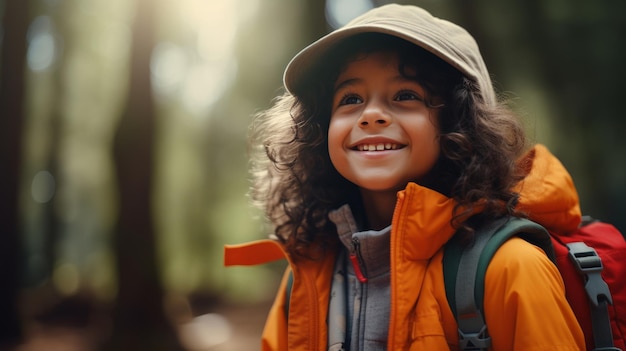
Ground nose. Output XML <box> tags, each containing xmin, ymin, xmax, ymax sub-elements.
<box><xmin>358</xmin><ymin>101</ymin><xmax>390</xmax><ymax>127</ymax></box>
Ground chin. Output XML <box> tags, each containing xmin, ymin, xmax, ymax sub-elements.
<box><xmin>357</xmin><ymin>180</ymin><xmax>409</xmax><ymax>193</ymax></box>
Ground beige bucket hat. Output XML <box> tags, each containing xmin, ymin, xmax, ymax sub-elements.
<box><xmin>283</xmin><ymin>3</ymin><xmax>496</xmax><ymax>105</ymax></box>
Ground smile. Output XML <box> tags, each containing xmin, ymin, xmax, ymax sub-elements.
<box><xmin>355</xmin><ymin>143</ymin><xmax>403</xmax><ymax>151</ymax></box>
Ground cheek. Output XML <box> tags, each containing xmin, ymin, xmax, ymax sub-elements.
<box><xmin>409</xmin><ymin>113</ymin><xmax>441</xmax><ymax>165</ymax></box>
<box><xmin>327</xmin><ymin>118</ymin><xmax>348</xmax><ymax>170</ymax></box>
<box><xmin>424</xmin><ymin>118</ymin><xmax>442</xmax><ymax>167</ymax></box>
<box><xmin>327</xmin><ymin>128</ymin><xmax>340</xmax><ymax>165</ymax></box>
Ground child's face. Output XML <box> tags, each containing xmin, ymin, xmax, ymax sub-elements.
<box><xmin>328</xmin><ymin>50</ymin><xmax>441</xmax><ymax>194</ymax></box>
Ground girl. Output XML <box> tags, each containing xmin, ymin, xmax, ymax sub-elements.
<box><xmin>225</xmin><ymin>4</ymin><xmax>585</xmax><ymax>350</ymax></box>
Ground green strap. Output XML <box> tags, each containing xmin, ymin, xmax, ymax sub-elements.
<box><xmin>473</xmin><ymin>217</ymin><xmax>555</xmax><ymax>310</ymax></box>
<box><xmin>444</xmin><ymin>216</ymin><xmax>554</xmax><ymax>351</ymax></box>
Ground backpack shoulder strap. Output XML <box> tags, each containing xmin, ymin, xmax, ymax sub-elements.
<box><xmin>443</xmin><ymin>216</ymin><xmax>553</xmax><ymax>351</ymax></box>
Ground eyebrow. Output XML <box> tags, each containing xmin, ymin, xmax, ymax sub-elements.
<box><xmin>334</xmin><ymin>75</ymin><xmax>422</xmax><ymax>94</ymax></box>
<box><xmin>333</xmin><ymin>77</ymin><xmax>361</xmax><ymax>94</ymax></box>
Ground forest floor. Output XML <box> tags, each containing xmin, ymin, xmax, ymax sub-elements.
<box><xmin>6</xmin><ymin>299</ymin><xmax>272</xmax><ymax>351</ymax></box>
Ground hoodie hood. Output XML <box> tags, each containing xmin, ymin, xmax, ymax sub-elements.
<box><xmin>283</xmin><ymin>4</ymin><xmax>497</xmax><ymax>106</ymax></box>
<box><xmin>514</xmin><ymin>144</ymin><xmax>582</xmax><ymax>234</ymax></box>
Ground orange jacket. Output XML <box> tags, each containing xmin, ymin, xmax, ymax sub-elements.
<box><xmin>224</xmin><ymin>144</ymin><xmax>585</xmax><ymax>350</ymax></box>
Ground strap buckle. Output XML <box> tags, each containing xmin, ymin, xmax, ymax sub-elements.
<box><xmin>458</xmin><ymin>323</ymin><xmax>491</xmax><ymax>351</ymax></box>
<box><xmin>567</xmin><ymin>242</ymin><xmax>613</xmax><ymax>306</ymax></box>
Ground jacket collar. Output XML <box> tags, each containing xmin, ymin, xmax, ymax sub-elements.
<box><xmin>224</xmin><ymin>182</ymin><xmax>462</xmax><ymax>267</ymax></box>
<box><xmin>392</xmin><ymin>182</ymin><xmax>460</xmax><ymax>260</ymax></box>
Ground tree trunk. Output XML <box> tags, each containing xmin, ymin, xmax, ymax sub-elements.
<box><xmin>0</xmin><ymin>0</ymin><xmax>29</xmax><ymax>346</ymax></box>
<box><xmin>105</xmin><ymin>0</ymin><xmax>182</xmax><ymax>349</ymax></box>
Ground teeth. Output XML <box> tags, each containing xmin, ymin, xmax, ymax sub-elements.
<box><xmin>357</xmin><ymin>143</ymin><xmax>399</xmax><ymax>151</ymax></box>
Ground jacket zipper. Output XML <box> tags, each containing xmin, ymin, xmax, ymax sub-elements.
<box><xmin>350</xmin><ymin>237</ymin><xmax>368</xmax><ymax>283</ymax></box>
<box><xmin>388</xmin><ymin>191</ymin><xmax>405</xmax><ymax>350</ymax></box>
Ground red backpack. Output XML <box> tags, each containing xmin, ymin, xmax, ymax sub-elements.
<box><xmin>444</xmin><ymin>216</ymin><xmax>626</xmax><ymax>351</ymax></box>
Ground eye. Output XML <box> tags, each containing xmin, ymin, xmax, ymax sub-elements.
<box><xmin>338</xmin><ymin>93</ymin><xmax>363</xmax><ymax>106</ymax></box>
<box><xmin>394</xmin><ymin>90</ymin><xmax>424</xmax><ymax>102</ymax></box>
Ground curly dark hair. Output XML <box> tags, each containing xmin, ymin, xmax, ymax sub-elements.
<box><xmin>249</xmin><ymin>33</ymin><xmax>527</xmax><ymax>259</ymax></box>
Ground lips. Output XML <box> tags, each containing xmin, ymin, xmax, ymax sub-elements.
<box><xmin>355</xmin><ymin>143</ymin><xmax>402</xmax><ymax>151</ymax></box>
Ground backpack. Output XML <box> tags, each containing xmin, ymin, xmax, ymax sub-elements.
<box><xmin>443</xmin><ymin>216</ymin><xmax>626</xmax><ymax>351</ymax></box>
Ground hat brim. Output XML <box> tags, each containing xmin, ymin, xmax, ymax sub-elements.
<box><xmin>281</xmin><ymin>4</ymin><xmax>495</xmax><ymax>105</ymax></box>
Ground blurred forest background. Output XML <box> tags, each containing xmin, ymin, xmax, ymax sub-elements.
<box><xmin>0</xmin><ymin>0</ymin><xmax>624</xmax><ymax>350</ymax></box>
